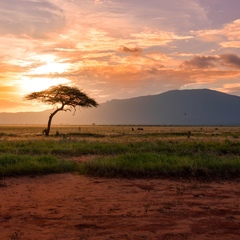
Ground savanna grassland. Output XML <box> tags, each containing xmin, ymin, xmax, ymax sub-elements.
<box><xmin>0</xmin><ymin>125</ymin><xmax>240</xmax><ymax>180</ymax></box>
<box><xmin>1</xmin><ymin>125</ymin><xmax>240</xmax><ymax>240</ymax></box>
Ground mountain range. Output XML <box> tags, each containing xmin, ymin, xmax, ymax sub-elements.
<box><xmin>1</xmin><ymin>89</ymin><xmax>240</xmax><ymax>125</ymax></box>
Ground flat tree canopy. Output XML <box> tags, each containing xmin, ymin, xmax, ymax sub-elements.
<box><xmin>25</xmin><ymin>85</ymin><xmax>98</xmax><ymax>136</ymax></box>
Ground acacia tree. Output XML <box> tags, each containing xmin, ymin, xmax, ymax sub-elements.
<box><xmin>25</xmin><ymin>85</ymin><xmax>98</xmax><ymax>136</ymax></box>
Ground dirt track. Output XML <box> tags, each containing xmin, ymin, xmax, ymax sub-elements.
<box><xmin>0</xmin><ymin>173</ymin><xmax>240</xmax><ymax>240</ymax></box>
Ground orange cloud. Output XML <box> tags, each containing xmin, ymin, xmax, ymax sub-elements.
<box><xmin>194</xmin><ymin>19</ymin><xmax>240</xmax><ymax>49</ymax></box>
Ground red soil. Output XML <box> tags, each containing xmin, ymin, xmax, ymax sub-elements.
<box><xmin>0</xmin><ymin>173</ymin><xmax>240</xmax><ymax>240</ymax></box>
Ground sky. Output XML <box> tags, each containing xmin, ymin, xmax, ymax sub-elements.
<box><xmin>1</xmin><ymin>0</ymin><xmax>240</xmax><ymax>112</ymax></box>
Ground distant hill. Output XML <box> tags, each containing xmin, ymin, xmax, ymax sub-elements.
<box><xmin>1</xmin><ymin>89</ymin><xmax>240</xmax><ymax>125</ymax></box>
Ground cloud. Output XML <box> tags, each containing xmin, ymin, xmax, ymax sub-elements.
<box><xmin>111</xmin><ymin>0</ymin><xmax>208</xmax><ymax>32</ymax></box>
<box><xmin>181</xmin><ymin>55</ymin><xmax>217</xmax><ymax>69</ymax></box>
<box><xmin>0</xmin><ymin>0</ymin><xmax>65</xmax><ymax>38</ymax></box>
<box><xmin>94</xmin><ymin>0</ymin><xmax>111</xmax><ymax>5</ymax></box>
<box><xmin>94</xmin><ymin>0</ymin><xmax>103</xmax><ymax>5</ymax></box>
<box><xmin>219</xmin><ymin>54</ymin><xmax>240</xmax><ymax>69</ymax></box>
<box><xmin>216</xmin><ymin>83</ymin><xmax>240</xmax><ymax>97</ymax></box>
<box><xmin>60</xmin><ymin>0</ymin><xmax>206</xmax><ymax>42</ymax></box>
<box><xmin>181</xmin><ymin>54</ymin><xmax>240</xmax><ymax>70</ymax></box>
<box><xmin>119</xmin><ymin>46</ymin><xmax>142</xmax><ymax>55</ymax></box>
<box><xmin>194</xmin><ymin>19</ymin><xmax>240</xmax><ymax>49</ymax></box>
<box><xmin>131</xmin><ymin>30</ymin><xmax>192</xmax><ymax>48</ymax></box>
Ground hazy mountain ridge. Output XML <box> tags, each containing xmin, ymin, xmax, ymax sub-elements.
<box><xmin>1</xmin><ymin>89</ymin><xmax>240</xmax><ymax>125</ymax></box>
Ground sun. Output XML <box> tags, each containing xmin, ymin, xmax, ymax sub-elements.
<box><xmin>31</xmin><ymin>62</ymin><xmax>69</xmax><ymax>75</ymax></box>
<box><xmin>20</xmin><ymin>77</ymin><xmax>70</xmax><ymax>93</ymax></box>
<box><xmin>30</xmin><ymin>54</ymin><xmax>70</xmax><ymax>75</ymax></box>
<box><xmin>19</xmin><ymin>54</ymin><xmax>71</xmax><ymax>93</ymax></box>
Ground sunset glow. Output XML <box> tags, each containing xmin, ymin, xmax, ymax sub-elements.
<box><xmin>20</xmin><ymin>77</ymin><xmax>70</xmax><ymax>94</ymax></box>
<box><xmin>0</xmin><ymin>0</ymin><xmax>240</xmax><ymax>112</ymax></box>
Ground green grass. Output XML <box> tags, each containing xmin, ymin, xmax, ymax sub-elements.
<box><xmin>7</xmin><ymin>138</ymin><xmax>240</xmax><ymax>157</ymax></box>
<box><xmin>0</xmin><ymin>125</ymin><xmax>240</xmax><ymax>180</ymax></box>
<box><xmin>81</xmin><ymin>153</ymin><xmax>240</xmax><ymax>179</ymax></box>
<box><xmin>0</xmin><ymin>154</ymin><xmax>77</xmax><ymax>177</ymax></box>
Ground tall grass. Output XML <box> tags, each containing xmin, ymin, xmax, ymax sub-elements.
<box><xmin>81</xmin><ymin>153</ymin><xmax>240</xmax><ymax>179</ymax></box>
<box><xmin>0</xmin><ymin>125</ymin><xmax>240</xmax><ymax>179</ymax></box>
<box><xmin>1</xmin><ymin>138</ymin><xmax>240</xmax><ymax>157</ymax></box>
<box><xmin>0</xmin><ymin>154</ymin><xmax>77</xmax><ymax>177</ymax></box>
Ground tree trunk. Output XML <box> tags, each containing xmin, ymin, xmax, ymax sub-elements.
<box><xmin>45</xmin><ymin>107</ymin><xmax>63</xmax><ymax>136</ymax></box>
<box><xmin>45</xmin><ymin>113</ymin><xmax>53</xmax><ymax>136</ymax></box>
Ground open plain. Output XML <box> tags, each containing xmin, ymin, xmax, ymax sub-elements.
<box><xmin>0</xmin><ymin>125</ymin><xmax>240</xmax><ymax>239</ymax></box>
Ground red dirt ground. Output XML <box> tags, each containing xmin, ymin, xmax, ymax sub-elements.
<box><xmin>0</xmin><ymin>173</ymin><xmax>240</xmax><ymax>240</ymax></box>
